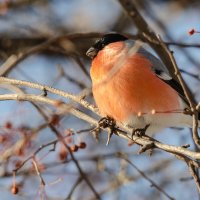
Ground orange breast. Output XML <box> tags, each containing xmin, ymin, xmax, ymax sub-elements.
<box><xmin>90</xmin><ymin>43</ymin><xmax>181</xmax><ymax>122</ymax></box>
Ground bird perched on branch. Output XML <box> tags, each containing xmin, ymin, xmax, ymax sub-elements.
<box><xmin>86</xmin><ymin>33</ymin><xmax>199</xmax><ymax>136</ymax></box>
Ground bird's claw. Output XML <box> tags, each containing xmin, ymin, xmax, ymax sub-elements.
<box><xmin>138</xmin><ymin>142</ymin><xmax>154</xmax><ymax>154</ymax></box>
<box><xmin>98</xmin><ymin>117</ymin><xmax>116</xmax><ymax>128</ymax></box>
<box><xmin>98</xmin><ymin>117</ymin><xmax>116</xmax><ymax>145</ymax></box>
<box><xmin>132</xmin><ymin>124</ymin><xmax>150</xmax><ymax>138</ymax></box>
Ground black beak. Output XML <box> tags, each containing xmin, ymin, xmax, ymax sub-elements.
<box><xmin>86</xmin><ymin>46</ymin><xmax>98</xmax><ymax>59</ymax></box>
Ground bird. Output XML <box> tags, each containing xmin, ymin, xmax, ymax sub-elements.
<box><xmin>86</xmin><ymin>33</ymin><xmax>199</xmax><ymax>136</ymax></box>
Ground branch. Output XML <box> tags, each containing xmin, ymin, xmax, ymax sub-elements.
<box><xmin>1</xmin><ymin>77</ymin><xmax>200</xmax><ymax>193</ymax></box>
<box><xmin>0</xmin><ymin>32</ymin><xmax>106</xmax><ymax>76</ymax></box>
<box><xmin>1</xmin><ymin>91</ymin><xmax>200</xmax><ymax>161</ymax></box>
<box><xmin>158</xmin><ymin>37</ymin><xmax>200</xmax><ymax>148</ymax></box>
<box><xmin>0</xmin><ymin>76</ymin><xmax>97</xmax><ymax>114</ymax></box>
<box><xmin>118</xmin><ymin>153</ymin><xmax>174</xmax><ymax>200</ymax></box>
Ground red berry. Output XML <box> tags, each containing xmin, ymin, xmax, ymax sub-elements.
<box><xmin>127</xmin><ymin>140</ymin><xmax>135</xmax><ymax>146</ymax></box>
<box><xmin>59</xmin><ymin>150</ymin><xmax>68</xmax><ymax>160</ymax></box>
<box><xmin>5</xmin><ymin>121</ymin><xmax>12</xmax><ymax>129</ymax></box>
<box><xmin>54</xmin><ymin>100</ymin><xmax>64</xmax><ymax>107</ymax></box>
<box><xmin>0</xmin><ymin>135</ymin><xmax>7</xmax><ymax>143</ymax></box>
<box><xmin>16</xmin><ymin>147</ymin><xmax>24</xmax><ymax>156</ymax></box>
<box><xmin>188</xmin><ymin>28</ymin><xmax>195</xmax><ymax>36</ymax></box>
<box><xmin>78</xmin><ymin>142</ymin><xmax>86</xmax><ymax>149</ymax></box>
<box><xmin>70</xmin><ymin>145</ymin><xmax>79</xmax><ymax>152</ymax></box>
<box><xmin>11</xmin><ymin>185</ymin><xmax>19</xmax><ymax>195</ymax></box>
<box><xmin>14</xmin><ymin>160</ymin><xmax>22</xmax><ymax>168</ymax></box>
<box><xmin>50</xmin><ymin>114</ymin><xmax>60</xmax><ymax>126</ymax></box>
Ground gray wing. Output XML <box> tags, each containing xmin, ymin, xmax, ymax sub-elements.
<box><xmin>138</xmin><ymin>47</ymin><xmax>171</xmax><ymax>80</ymax></box>
<box><xmin>137</xmin><ymin>47</ymin><xmax>189</xmax><ymax>106</ymax></box>
<box><xmin>138</xmin><ymin>47</ymin><xmax>200</xmax><ymax>119</ymax></box>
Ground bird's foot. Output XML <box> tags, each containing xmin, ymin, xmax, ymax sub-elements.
<box><xmin>98</xmin><ymin>116</ymin><xmax>116</xmax><ymax>145</ymax></box>
<box><xmin>138</xmin><ymin>142</ymin><xmax>154</xmax><ymax>154</ymax></box>
<box><xmin>98</xmin><ymin>117</ymin><xmax>116</xmax><ymax>128</ymax></box>
<box><xmin>132</xmin><ymin>124</ymin><xmax>150</xmax><ymax>138</ymax></box>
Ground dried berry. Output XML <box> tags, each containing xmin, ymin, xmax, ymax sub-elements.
<box><xmin>5</xmin><ymin>121</ymin><xmax>12</xmax><ymax>129</ymax></box>
<box><xmin>54</xmin><ymin>100</ymin><xmax>64</xmax><ymax>107</ymax></box>
<box><xmin>0</xmin><ymin>135</ymin><xmax>7</xmax><ymax>143</ymax></box>
<box><xmin>14</xmin><ymin>160</ymin><xmax>22</xmax><ymax>168</ymax></box>
<box><xmin>188</xmin><ymin>28</ymin><xmax>195</xmax><ymax>36</ymax></box>
<box><xmin>127</xmin><ymin>140</ymin><xmax>135</xmax><ymax>146</ymax></box>
<box><xmin>78</xmin><ymin>142</ymin><xmax>86</xmax><ymax>149</ymax></box>
<box><xmin>59</xmin><ymin>150</ymin><xmax>68</xmax><ymax>161</ymax></box>
<box><xmin>16</xmin><ymin>147</ymin><xmax>24</xmax><ymax>156</ymax></box>
<box><xmin>70</xmin><ymin>145</ymin><xmax>79</xmax><ymax>152</ymax></box>
<box><xmin>50</xmin><ymin>114</ymin><xmax>60</xmax><ymax>126</ymax></box>
<box><xmin>11</xmin><ymin>185</ymin><xmax>19</xmax><ymax>195</ymax></box>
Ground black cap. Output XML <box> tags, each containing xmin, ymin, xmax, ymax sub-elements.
<box><xmin>86</xmin><ymin>33</ymin><xmax>128</xmax><ymax>59</ymax></box>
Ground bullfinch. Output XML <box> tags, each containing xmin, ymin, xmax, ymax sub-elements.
<box><xmin>86</xmin><ymin>33</ymin><xmax>199</xmax><ymax>135</ymax></box>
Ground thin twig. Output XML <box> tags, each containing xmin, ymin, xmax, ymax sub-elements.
<box><xmin>31</xmin><ymin>103</ymin><xmax>101</xmax><ymax>200</ymax></box>
<box><xmin>65</xmin><ymin>177</ymin><xmax>83</xmax><ymax>200</ymax></box>
<box><xmin>32</xmin><ymin>157</ymin><xmax>45</xmax><ymax>186</ymax></box>
<box><xmin>118</xmin><ymin>153</ymin><xmax>175</xmax><ymax>200</ymax></box>
<box><xmin>158</xmin><ymin>36</ymin><xmax>200</xmax><ymax>148</ymax></box>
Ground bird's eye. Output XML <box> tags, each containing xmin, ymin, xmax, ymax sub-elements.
<box><xmin>95</xmin><ymin>42</ymin><xmax>105</xmax><ymax>51</ymax></box>
<box><xmin>101</xmin><ymin>43</ymin><xmax>105</xmax><ymax>48</ymax></box>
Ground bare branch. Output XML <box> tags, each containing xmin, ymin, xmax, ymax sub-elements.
<box><xmin>118</xmin><ymin>153</ymin><xmax>175</xmax><ymax>200</ymax></box>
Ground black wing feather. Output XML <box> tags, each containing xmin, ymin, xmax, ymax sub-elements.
<box><xmin>157</xmin><ymin>72</ymin><xmax>200</xmax><ymax>120</ymax></box>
